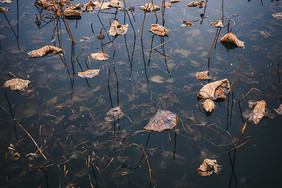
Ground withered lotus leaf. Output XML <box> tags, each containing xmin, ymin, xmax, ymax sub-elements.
<box><xmin>105</xmin><ymin>106</ymin><xmax>124</xmax><ymax>122</ymax></box>
<box><xmin>82</xmin><ymin>1</ymin><xmax>95</xmax><ymax>12</ymax></box>
<box><xmin>219</xmin><ymin>32</ymin><xmax>245</xmax><ymax>48</ymax></box>
<box><xmin>181</xmin><ymin>21</ymin><xmax>194</xmax><ymax>27</ymax></box>
<box><xmin>144</xmin><ymin>110</ymin><xmax>176</xmax><ymax>132</ymax></box>
<box><xmin>63</xmin><ymin>8</ymin><xmax>82</xmax><ymax>18</ymax></box>
<box><xmin>188</xmin><ymin>1</ymin><xmax>206</xmax><ymax>8</ymax></box>
<box><xmin>35</xmin><ymin>0</ymin><xmax>57</xmax><ymax>10</ymax></box>
<box><xmin>249</xmin><ymin>100</ymin><xmax>266</xmax><ymax>124</ymax></box>
<box><xmin>149</xmin><ymin>24</ymin><xmax>169</xmax><ymax>36</ymax></box>
<box><xmin>140</xmin><ymin>3</ymin><xmax>160</xmax><ymax>12</ymax></box>
<box><xmin>0</xmin><ymin>6</ymin><xmax>9</xmax><ymax>12</ymax></box>
<box><xmin>164</xmin><ymin>2</ymin><xmax>171</xmax><ymax>7</ymax></box>
<box><xmin>187</xmin><ymin>2</ymin><xmax>199</xmax><ymax>7</ymax></box>
<box><xmin>91</xmin><ymin>52</ymin><xmax>110</xmax><ymax>60</ymax></box>
<box><xmin>170</xmin><ymin>0</ymin><xmax>180</xmax><ymax>3</ymax></box>
<box><xmin>274</xmin><ymin>104</ymin><xmax>282</xmax><ymax>115</ymax></box>
<box><xmin>109</xmin><ymin>20</ymin><xmax>128</xmax><ymax>36</ymax></box>
<box><xmin>4</xmin><ymin>78</ymin><xmax>31</xmax><ymax>91</ymax></box>
<box><xmin>197</xmin><ymin>159</ymin><xmax>221</xmax><ymax>176</ymax></box>
<box><xmin>195</xmin><ymin>70</ymin><xmax>211</xmax><ymax>80</ymax></box>
<box><xmin>78</xmin><ymin>69</ymin><xmax>100</xmax><ymax>78</ymax></box>
<box><xmin>197</xmin><ymin>79</ymin><xmax>230</xmax><ymax>100</ymax></box>
<box><xmin>27</xmin><ymin>45</ymin><xmax>63</xmax><ymax>58</ymax></box>
<box><xmin>109</xmin><ymin>0</ymin><xmax>123</xmax><ymax>8</ymax></box>
<box><xmin>272</xmin><ymin>12</ymin><xmax>282</xmax><ymax>19</ymax></box>
<box><xmin>210</xmin><ymin>20</ymin><xmax>224</xmax><ymax>28</ymax></box>
<box><xmin>203</xmin><ymin>99</ymin><xmax>215</xmax><ymax>113</ymax></box>
<box><xmin>67</xmin><ymin>3</ymin><xmax>81</xmax><ymax>10</ymax></box>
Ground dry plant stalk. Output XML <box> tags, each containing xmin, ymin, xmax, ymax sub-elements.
<box><xmin>239</xmin><ymin>88</ymin><xmax>263</xmax><ymax>102</ymax></box>
<box><xmin>228</xmin><ymin>59</ymin><xmax>242</xmax><ymax>94</ymax></box>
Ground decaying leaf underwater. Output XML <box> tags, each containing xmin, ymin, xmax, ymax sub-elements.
<box><xmin>4</xmin><ymin>78</ymin><xmax>31</xmax><ymax>91</ymax></box>
<box><xmin>144</xmin><ymin>110</ymin><xmax>177</xmax><ymax>132</ymax></box>
<box><xmin>105</xmin><ymin>106</ymin><xmax>125</xmax><ymax>122</ymax></box>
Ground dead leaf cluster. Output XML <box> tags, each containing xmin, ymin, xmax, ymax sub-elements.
<box><xmin>27</xmin><ymin>45</ymin><xmax>63</xmax><ymax>58</ymax></box>
<box><xmin>78</xmin><ymin>69</ymin><xmax>100</xmax><ymax>78</ymax></box>
<box><xmin>197</xmin><ymin>159</ymin><xmax>221</xmax><ymax>176</ymax></box>
<box><xmin>149</xmin><ymin>24</ymin><xmax>169</xmax><ymax>36</ymax></box>
<box><xmin>219</xmin><ymin>32</ymin><xmax>245</xmax><ymax>48</ymax></box>
<box><xmin>242</xmin><ymin>100</ymin><xmax>267</xmax><ymax>124</ymax></box>
<box><xmin>4</xmin><ymin>78</ymin><xmax>31</xmax><ymax>91</ymax></box>
<box><xmin>109</xmin><ymin>20</ymin><xmax>128</xmax><ymax>36</ymax></box>
<box><xmin>140</xmin><ymin>3</ymin><xmax>160</xmax><ymax>12</ymax></box>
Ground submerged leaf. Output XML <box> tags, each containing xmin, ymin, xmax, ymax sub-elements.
<box><xmin>150</xmin><ymin>75</ymin><xmax>165</xmax><ymax>83</ymax></box>
<box><xmin>78</xmin><ymin>69</ymin><xmax>100</xmax><ymax>78</ymax></box>
<box><xmin>210</xmin><ymin>20</ymin><xmax>224</xmax><ymax>28</ymax></box>
<box><xmin>219</xmin><ymin>32</ymin><xmax>245</xmax><ymax>48</ymax></box>
<box><xmin>144</xmin><ymin>110</ymin><xmax>176</xmax><ymax>132</ymax></box>
<box><xmin>27</xmin><ymin>45</ymin><xmax>63</xmax><ymax>58</ymax></box>
<box><xmin>197</xmin><ymin>159</ymin><xmax>221</xmax><ymax>176</ymax></box>
<box><xmin>139</xmin><ymin>3</ymin><xmax>160</xmax><ymax>11</ymax></box>
<box><xmin>274</xmin><ymin>104</ymin><xmax>282</xmax><ymax>115</ymax></box>
<box><xmin>105</xmin><ymin>106</ymin><xmax>124</xmax><ymax>122</ymax></box>
<box><xmin>197</xmin><ymin>79</ymin><xmax>230</xmax><ymax>100</ymax></box>
<box><xmin>91</xmin><ymin>52</ymin><xmax>110</xmax><ymax>60</ymax></box>
<box><xmin>195</xmin><ymin>70</ymin><xmax>211</xmax><ymax>80</ymax></box>
<box><xmin>149</xmin><ymin>24</ymin><xmax>169</xmax><ymax>36</ymax></box>
<box><xmin>4</xmin><ymin>78</ymin><xmax>31</xmax><ymax>91</ymax></box>
<box><xmin>109</xmin><ymin>20</ymin><xmax>128</xmax><ymax>36</ymax></box>
<box><xmin>203</xmin><ymin>99</ymin><xmax>215</xmax><ymax>113</ymax></box>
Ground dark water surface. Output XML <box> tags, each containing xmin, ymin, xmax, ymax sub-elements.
<box><xmin>0</xmin><ymin>0</ymin><xmax>281</xmax><ymax>187</ymax></box>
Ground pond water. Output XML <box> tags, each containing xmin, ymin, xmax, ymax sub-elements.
<box><xmin>0</xmin><ymin>0</ymin><xmax>281</xmax><ymax>187</ymax></box>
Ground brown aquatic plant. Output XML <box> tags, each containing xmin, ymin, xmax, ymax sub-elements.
<box><xmin>139</xmin><ymin>3</ymin><xmax>160</xmax><ymax>12</ymax></box>
<box><xmin>195</xmin><ymin>70</ymin><xmax>211</xmax><ymax>80</ymax></box>
<box><xmin>272</xmin><ymin>12</ymin><xmax>282</xmax><ymax>19</ymax></box>
<box><xmin>27</xmin><ymin>45</ymin><xmax>63</xmax><ymax>57</ymax></box>
<box><xmin>4</xmin><ymin>78</ymin><xmax>31</xmax><ymax>91</ymax></box>
<box><xmin>243</xmin><ymin>100</ymin><xmax>267</xmax><ymax>125</ymax></box>
<box><xmin>188</xmin><ymin>1</ymin><xmax>206</xmax><ymax>8</ymax></box>
<box><xmin>274</xmin><ymin>104</ymin><xmax>282</xmax><ymax>115</ymax></box>
<box><xmin>91</xmin><ymin>52</ymin><xmax>110</xmax><ymax>60</ymax></box>
<box><xmin>144</xmin><ymin>110</ymin><xmax>177</xmax><ymax>132</ymax></box>
<box><xmin>63</xmin><ymin>8</ymin><xmax>82</xmax><ymax>18</ymax></box>
<box><xmin>219</xmin><ymin>32</ymin><xmax>245</xmax><ymax>48</ymax></box>
<box><xmin>181</xmin><ymin>21</ymin><xmax>194</xmax><ymax>27</ymax></box>
<box><xmin>105</xmin><ymin>106</ymin><xmax>124</xmax><ymax>122</ymax></box>
<box><xmin>210</xmin><ymin>20</ymin><xmax>224</xmax><ymax>28</ymax></box>
<box><xmin>203</xmin><ymin>99</ymin><xmax>215</xmax><ymax>113</ymax></box>
<box><xmin>108</xmin><ymin>20</ymin><xmax>128</xmax><ymax>36</ymax></box>
<box><xmin>149</xmin><ymin>24</ymin><xmax>169</xmax><ymax>36</ymax></box>
<box><xmin>0</xmin><ymin>6</ymin><xmax>9</xmax><ymax>12</ymax></box>
<box><xmin>78</xmin><ymin>69</ymin><xmax>100</xmax><ymax>78</ymax></box>
<box><xmin>197</xmin><ymin>79</ymin><xmax>230</xmax><ymax>100</ymax></box>
<box><xmin>197</xmin><ymin>159</ymin><xmax>221</xmax><ymax>176</ymax></box>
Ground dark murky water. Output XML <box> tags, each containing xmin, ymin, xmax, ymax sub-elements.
<box><xmin>0</xmin><ymin>0</ymin><xmax>281</xmax><ymax>187</ymax></box>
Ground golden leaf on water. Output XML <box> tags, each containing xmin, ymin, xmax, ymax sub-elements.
<box><xmin>0</xmin><ymin>6</ymin><xmax>9</xmax><ymax>12</ymax></box>
<box><xmin>274</xmin><ymin>104</ymin><xmax>282</xmax><ymax>115</ymax></box>
<box><xmin>219</xmin><ymin>32</ymin><xmax>245</xmax><ymax>48</ymax></box>
<box><xmin>149</xmin><ymin>24</ymin><xmax>169</xmax><ymax>36</ymax></box>
<box><xmin>4</xmin><ymin>78</ymin><xmax>31</xmax><ymax>91</ymax></box>
<box><xmin>210</xmin><ymin>20</ymin><xmax>224</xmax><ymax>28</ymax></box>
<box><xmin>195</xmin><ymin>70</ymin><xmax>211</xmax><ymax>80</ymax></box>
<box><xmin>63</xmin><ymin>8</ymin><xmax>82</xmax><ymax>19</ymax></box>
<box><xmin>272</xmin><ymin>12</ymin><xmax>282</xmax><ymax>19</ymax></box>
<box><xmin>197</xmin><ymin>159</ymin><xmax>221</xmax><ymax>176</ymax></box>
<box><xmin>105</xmin><ymin>106</ymin><xmax>124</xmax><ymax>122</ymax></box>
<box><xmin>181</xmin><ymin>21</ymin><xmax>194</xmax><ymax>27</ymax></box>
<box><xmin>27</xmin><ymin>45</ymin><xmax>63</xmax><ymax>58</ymax></box>
<box><xmin>243</xmin><ymin>100</ymin><xmax>267</xmax><ymax>125</ymax></box>
<box><xmin>78</xmin><ymin>69</ymin><xmax>100</xmax><ymax>78</ymax></box>
<box><xmin>109</xmin><ymin>20</ymin><xmax>128</xmax><ymax>36</ymax></box>
<box><xmin>197</xmin><ymin>79</ymin><xmax>230</xmax><ymax>100</ymax></box>
<box><xmin>144</xmin><ymin>110</ymin><xmax>176</xmax><ymax>132</ymax></box>
<box><xmin>203</xmin><ymin>99</ymin><xmax>215</xmax><ymax>113</ymax></box>
<box><xmin>91</xmin><ymin>52</ymin><xmax>110</xmax><ymax>60</ymax></box>
<box><xmin>139</xmin><ymin>3</ymin><xmax>160</xmax><ymax>11</ymax></box>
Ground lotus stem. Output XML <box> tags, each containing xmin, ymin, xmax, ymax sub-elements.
<box><xmin>150</xmin><ymin>0</ymin><xmax>158</xmax><ymax>22</ymax></box>
<box><xmin>75</xmin><ymin>48</ymin><xmax>84</xmax><ymax>60</ymax></box>
<box><xmin>239</xmin><ymin>88</ymin><xmax>264</xmax><ymax>102</ymax></box>
<box><xmin>229</xmin><ymin>59</ymin><xmax>242</xmax><ymax>94</ymax></box>
<box><xmin>234</xmin><ymin>121</ymin><xmax>247</xmax><ymax>147</ymax></box>
<box><xmin>229</xmin><ymin>136</ymin><xmax>252</xmax><ymax>152</ymax></box>
<box><xmin>208</xmin><ymin>29</ymin><xmax>219</xmax><ymax>71</ymax></box>
<box><xmin>152</xmin><ymin>40</ymin><xmax>170</xmax><ymax>50</ymax></box>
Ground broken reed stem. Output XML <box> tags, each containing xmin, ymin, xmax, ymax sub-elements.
<box><xmin>113</xmin><ymin>66</ymin><xmax>119</xmax><ymax>106</ymax></box>
<box><xmin>102</xmin><ymin>43</ymin><xmax>113</xmax><ymax>53</ymax></box>
<box><xmin>152</xmin><ymin>40</ymin><xmax>170</xmax><ymax>50</ymax></box>
<box><xmin>231</xmin><ymin>79</ymin><xmax>240</xmax><ymax>93</ymax></box>
<box><xmin>123</xmin><ymin>0</ymin><xmax>136</xmax><ymax>35</ymax></box>
<box><xmin>162</xmin><ymin>0</ymin><xmax>165</xmax><ymax>23</ymax></box>
<box><xmin>234</xmin><ymin>121</ymin><xmax>247</xmax><ymax>147</ymax></box>
<box><xmin>87</xmin><ymin>56</ymin><xmax>91</xmax><ymax>68</ymax></box>
<box><xmin>75</xmin><ymin>48</ymin><xmax>84</xmax><ymax>60</ymax></box>
<box><xmin>229</xmin><ymin>136</ymin><xmax>252</xmax><ymax>152</ymax></box>
<box><xmin>228</xmin><ymin>19</ymin><xmax>235</xmax><ymax>33</ymax></box>
<box><xmin>141</xmin><ymin>9</ymin><xmax>147</xmax><ymax>40</ymax></box>
<box><xmin>208</xmin><ymin>29</ymin><xmax>219</xmax><ymax>72</ymax></box>
<box><xmin>228</xmin><ymin>59</ymin><xmax>242</xmax><ymax>94</ymax></box>
<box><xmin>17</xmin><ymin>123</ymin><xmax>47</xmax><ymax>160</ymax></box>
<box><xmin>173</xmin><ymin>114</ymin><xmax>178</xmax><ymax>160</ymax></box>
<box><xmin>239</xmin><ymin>88</ymin><xmax>264</xmax><ymax>102</ymax></box>
<box><xmin>150</xmin><ymin>0</ymin><xmax>158</xmax><ymax>22</ymax></box>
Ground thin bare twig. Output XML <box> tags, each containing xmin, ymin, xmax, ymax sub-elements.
<box><xmin>228</xmin><ymin>59</ymin><xmax>242</xmax><ymax>94</ymax></box>
<box><xmin>239</xmin><ymin>88</ymin><xmax>264</xmax><ymax>102</ymax></box>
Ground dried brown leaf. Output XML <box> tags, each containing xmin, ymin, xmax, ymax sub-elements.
<box><xmin>181</xmin><ymin>21</ymin><xmax>194</xmax><ymax>27</ymax></box>
<box><xmin>203</xmin><ymin>99</ymin><xmax>215</xmax><ymax>113</ymax></box>
<box><xmin>274</xmin><ymin>104</ymin><xmax>282</xmax><ymax>115</ymax></box>
<box><xmin>197</xmin><ymin>159</ymin><xmax>221</xmax><ymax>176</ymax></box>
<box><xmin>210</xmin><ymin>20</ymin><xmax>224</xmax><ymax>28</ymax></box>
<box><xmin>63</xmin><ymin>8</ymin><xmax>82</xmax><ymax>18</ymax></box>
<box><xmin>4</xmin><ymin>78</ymin><xmax>31</xmax><ymax>91</ymax></box>
<box><xmin>195</xmin><ymin>70</ymin><xmax>211</xmax><ymax>80</ymax></box>
<box><xmin>78</xmin><ymin>69</ymin><xmax>100</xmax><ymax>78</ymax></box>
<box><xmin>91</xmin><ymin>52</ymin><xmax>110</xmax><ymax>60</ymax></box>
<box><xmin>251</xmin><ymin>100</ymin><xmax>266</xmax><ymax>124</ymax></box>
<box><xmin>140</xmin><ymin>3</ymin><xmax>160</xmax><ymax>11</ymax></box>
<box><xmin>197</xmin><ymin>79</ymin><xmax>230</xmax><ymax>100</ymax></box>
<box><xmin>109</xmin><ymin>20</ymin><xmax>128</xmax><ymax>36</ymax></box>
<box><xmin>149</xmin><ymin>24</ymin><xmax>169</xmax><ymax>36</ymax></box>
<box><xmin>105</xmin><ymin>106</ymin><xmax>124</xmax><ymax>122</ymax></box>
<box><xmin>219</xmin><ymin>32</ymin><xmax>245</xmax><ymax>48</ymax></box>
<box><xmin>272</xmin><ymin>12</ymin><xmax>282</xmax><ymax>19</ymax></box>
<box><xmin>27</xmin><ymin>45</ymin><xmax>63</xmax><ymax>58</ymax></box>
<box><xmin>144</xmin><ymin>110</ymin><xmax>176</xmax><ymax>132</ymax></box>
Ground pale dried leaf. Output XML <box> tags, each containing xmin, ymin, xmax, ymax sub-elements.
<box><xmin>63</xmin><ymin>8</ymin><xmax>82</xmax><ymax>18</ymax></box>
<box><xmin>82</xmin><ymin>1</ymin><xmax>95</xmax><ymax>12</ymax></box>
<box><xmin>144</xmin><ymin>110</ymin><xmax>176</xmax><ymax>132</ymax></box>
<box><xmin>164</xmin><ymin>2</ymin><xmax>171</xmax><ymax>7</ymax></box>
<box><xmin>188</xmin><ymin>1</ymin><xmax>206</xmax><ymax>8</ymax></box>
<box><xmin>78</xmin><ymin>69</ymin><xmax>100</xmax><ymax>78</ymax></box>
<box><xmin>105</xmin><ymin>106</ymin><xmax>124</xmax><ymax>122</ymax></box>
<box><xmin>274</xmin><ymin>104</ymin><xmax>282</xmax><ymax>115</ymax></box>
<box><xmin>109</xmin><ymin>0</ymin><xmax>123</xmax><ymax>8</ymax></box>
<box><xmin>67</xmin><ymin>3</ymin><xmax>80</xmax><ymax>10</ymax></box>
<box><xmin>181</xmin><ymin>21</ymin><xmax>194</xmax><ymax>27</ymax></box>
<box><xmin>0</xmin><ymin>6</ymin><xmax>9</xmax><ymax>12</ymax></box>
<box><xmin>109</xmin><ymin>20</ymin><xmax>128</xmax><ymax>36</ymax></box>
<box><xmin>0</xmin><ymin>0</ymin><xmax>13</xmax><ymax>3</ymax></box>
<box><xmin>195</xmin><ymin>70</ymin><xmax>211</xmax><ymax>80</ymax></box>
<box><xmin>219</xmin><ymin>32</ymin><xmax>245</xmax><ymax>48</ymax></box>
<box><xmin>27</xmin><ymin>45</ymin><xmax>63</xmax><ymax>58</ymax></box>
<box><xmin>140</xmin><ymin>3</ymin><xmax>160</xmax><ymax>11</ymax></box>
<box><xmin>4</xmin><ymin>78</ymin><xmax>31</xmax><ymax>91</ymax></box>
<box><xmin>197</xmin><ymin>159</ymin><xmax>221</xmax><ymax>176</ymax></box>
<box><xmin>197</xmin><ymin>79</ymin><xmax>230</xmax><ymax>100</ymax></box>
<box><xmin>91</xmin><ymin>52</ymin><xmax>110</xmax><ymax>60</ymax></box>
<box><xmin>210</xmin><ymin>20</ymin><xmax>224</xmax><ymax>28</ymax></box>
<box><xmin>149</xmin><ymin>24</ymin><xmax>169</xmax><ymax>36</ymax></box>
<box><xmin>203</xmin><ymin>99</ymin><xmax>215</xmax><ymax>113</ymax></box>
<box><xmin>272</xmin><ymin>12</ymin><xmax>282</xmax><ymax>19</ymax></box>
<box><xmin>252</xmin><ymin>100</ymin><xmax>266</xmax><ymax>124</ymax></box>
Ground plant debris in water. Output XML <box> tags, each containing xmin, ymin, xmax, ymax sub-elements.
<box><xmin>109</xmin><ymin>20</ymin><xmax>128</xmax><ymax>36</ymax></box>
<box><xmin>181</xmin><ymin>20</ymin><xmax>194</xmax><ymax>27</ymax></box>
<box><xmin>4</xmin><ymin>78</ymin><xmax>31</xmax><ymax>91</ymax></box>
<box><xmin>91</xmin><ymin>52</ymin><xmax>110</xmax><ymax>60</ymax></box>
<box><xmin>78</xmin><ymin>69</ymin><xmax>100</xmax><ymax>78</ymax></box>
<box><xmin>242</xmin><ymin>100</ymin><xmax>267</xmax><ymax>124</ymax></box>
<box><xmin>203</xmin><ymin>99</ymin><xmax>215</xmax><ymax>113</ymax></box>
<box><xmin>139</xmin><ymin>3</ymin><xmax>160</xmax><ymax>11</ymax></box>
<box><xmin>105</xmin><ymin>106</ymin><xmax>125</xmax><ymax>122</ymax></box>
<box><xmin>197</xmin><ymin>159</ymin><xmax>221</xmax><ymax>176</ymax></box>
<box><xmin>149</xmin><ymin>24</ymin><xmax>169</xmax><ymax>36</ymax></box>
<box><xmin>219</xmin><ymin>32</ymin><xmax>245</xmax><ymax>48</ymax></box>
<box><xmin>144</xmin><ymin>110</ymin><xmax>176</xmax><ymax>132</ymax></box>
<box><xmin>195</xmin><ymin>70</ymin><xmax>211</xmax><ymax>80</ymax></box>
<box><xmin>197</xmin><ymin>79</ymin><xmax>230</xmax><ymax>100</ymax></box>
<box><xmin>27</xmin><ymin>45</ymin><xmax>63</xmax><ymax>57</ymax></box>
<box><xmin>210</xmin><ymin>20</ymin><xmax>224</xmax><ymax>28</ymax></box>
<box><xmin>274</xmin><ymin>104</ymin><xmax>282</xmax><ymax>115</ymax></box>
<box><xmin>187</xmin><ymin>1</ymin><xmax>206</xmax><ymax>8</ymax></box>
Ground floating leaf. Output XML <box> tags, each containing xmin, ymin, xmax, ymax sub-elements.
<box><xmin>105</xmin><ymin>106</ymin><xmax>124</xmax><ymax>122</ymax></box>
<box><xmin>197</xmin><ymin>159</ymin><xmax>221</xmax><ymax>176</ymax></box>
<box><xmin>109</xmin><ymin>20</ymin><xmax>128</xmax><ymax>36</ymax></box>
<box><xmin>203</xmin><ymin>99</ymin><xmax>215</xmax><ymax>113</ymax></box>
<box><xmin>67</xmin><ymin>3</ymin><xmax>81</xmax><ymax>10</ymax></box>
<box><xmin>91</xmin><ymin>52</ymin><xmax>110</xmax><ymax>60</ymax></box>
<box><xmin>109</xmin><ymin>0</ymin><xmax>123</xmax><ymax>8</ymax></box>
<box><xmin>274</xmin><ymin>104</ymin><xmax>282</xmax><ymax>115</ymax></box>
<box><xmin>0</xmin><ymin>6</ymin><xmax>9</xmax><ymax>12</ymax></box>
<box><xmin>63</xmin><ymin>8</ymin><xmax>82</xmax><ymax>19</ymax></box>
<box><xmin>78</xmin><ymin>69</ymin><xmax>100</xmax><ymax>78</ymax></box>
<box><xmin>139</xmin><ymin>3</ymin><xmax>160</xmax><ymax>11</ymax></box>
<box><xmin>27</xmin><ymin>45</ymin><xmax>63</xmax><ymax>58</ymax></box>
<box><xmin>272</xmin><ymin>12</ymin><xmax>282</xmax><ymax>19</ymax></box>
<box><xmin>149</xmin><ymin>24</ymin><xmax>169</xmax><ymax>36</ymax></box>
<box><xmin>197</xmin><ymin>79</ymin><xmax>230</xmax><ymax>100</ymax></box>
<box><xmin>164</xmin><ymin>2</ymin><xmax>171</xmax><ymax>7</ymax></box>
<box><xmin>210</xmin><ymin>20</ymin><xmax>224</xmax><ymax>28</ymax></box>
<box><xmin>81</xmin><ymin>1</ymin><xmax>95</xmax><ymax>12</ymax></box>
<box><xmin>181</xmin><ymin>21</ymin><xmax>194</xmax><ymax>27</ymax></box>
<box><xmin>195</xmin><ymin>70</ymin><xmax>211</xmax><ymax>80</ymax></box>
<box><xmin>243</xmin><ymin>100</ymin><xmax>267</xmax><ymax>124</ymax></box>
<box><xmin>188</xmin><ymin>1</ymin><xmax>206</xmax><ymax>8</ymax></box>
<box><xmin>4</xmin><ymin>78</ymin><xmax>31</xmax><ymax>91</ymax></box>
<box><xmin>150</xmin><ymin>75</ymin><xmax>165</xmax><ymax>83</ymax></box>
<box><xmin>219</xmin><ymin>32</ymin><xmax>245</xmax><ymax>48</ymax></box>
<box><xmin>0</xmin><ymin>0</ymin><xmax>13</xmax><ymax>3</ymax></box>
<box><xmin>144</xmin><ymin>110</ymin><xmax>176</xmax><ymax>132</ymax></box>
<box><xmin>170</xmin><ymin>0</ymin><xmax>180</xmax><ymax>3</ymax></box>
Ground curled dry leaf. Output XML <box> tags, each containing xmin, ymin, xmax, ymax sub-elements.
<box><xmin>243</xmin><ymin>100</ymin><xmax>267</xmax><ymax>124</ymax></box>
<box><xmin>91</xmin><ymin>52</ymin><xmax>110</xmax><ymax>60</ymax></box>
<box><xmin>81</xmin><ymin>1</ymin><xmax>95</xmax><ymax>12</ymax></box>
<box><xmin>197</xmin><ymin>79</ymin><xmax>230</xmax><ymax>100</ymax></box>
<box><xmin>203</xmin><ymin>99</ymin><xmax>215</xmax><ymax>113</ymax></box>
<box><xmin>140</xmin><ymin>3</ymin><xmax>160</xmax><ymax>12</ymax></box>
<box><xmin>109</xmin><ymin>0</ymin><xmax>123</xmax><ymax>8</ymax></box>
<box><xmin>181</xmin><ymin>21</ymin><xmax>194</xmax><ymax>27</ymax></box>
<box><xmin>197</xmin><ymin>159</ymin><xmax>221</xmax><ymax>176</ymax></box>
<box><xmin>188</xmin><ymin>1</ymin><xmax>206</xmax><ymax>8</ymax></box>
<box><xmin>274</xmin><ymin>104</ymin><xmax>282</xmax><ymax>115</ymax></box>
<box><xmin>144</xmin><ymin>110</ymin><xmax>176</xmax><ymax>132</ymax></box>
<box><xmin>27</xmin><ymin>45</ymin><xmax>63</xmax><ymax>58</ymax></box>
<box><xmin>67</xmin><ymin>3</ymin><xmax>81</xmax><ymax>10</ymax></box>
<box><xmin>149</xmin><ymin>24</ymin><xmax>169</xmax><ymax>36</ymax></box>
<box><xmin>63</xmin><ymin>8</ymin><xmax>82</xmax><ymax>18</ymax></box>
<box><xmin>272</xmin><ymin>12</ymin><xmax>282</xmax><ymax>19</ymax></box>
<box><xmin>219</xmin><ymin>32</ymin><xmax>245</xmax><ymax>48</ymax></box>
<box><xmin>164</xmin><ymin>2</ymin><xmax>171</xmax><ymax>7</ymax></box>
<box><xmin>78</xmin><ymin>69</ymin><xmax>100</xmax><ymax>78</ymax></box>
<box><xmin>109</xmin><ymin>20</ymin><xmax>128</xmax><ymax>36</ymax></box>
<box><xmin>210</xmin><ymin>20</ymin><xmax>224</xmax><ymax>28</ymax></box>
<box><xmin>0</xmin><ymin>6</ymin><xmax>9</xmax><ymax>12</ymax></box>
<box><xmin>105</xmin><ymin>106</ymin><xmax>124</xmax><ymax>122</ymax></box>
<box><xmin>4</xmin><ymin>78</ymin><xmax>31</xmax><ymax>91</ymax></box>
<box><xmin>35</xmin><ymin>0</ymin><xmax>57</xmax><ymax>10</ymax></box>
<box><xmin>195</xmin><ymin>70</ymin><xmax>211</xmax><ymax>80</ymax></box>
